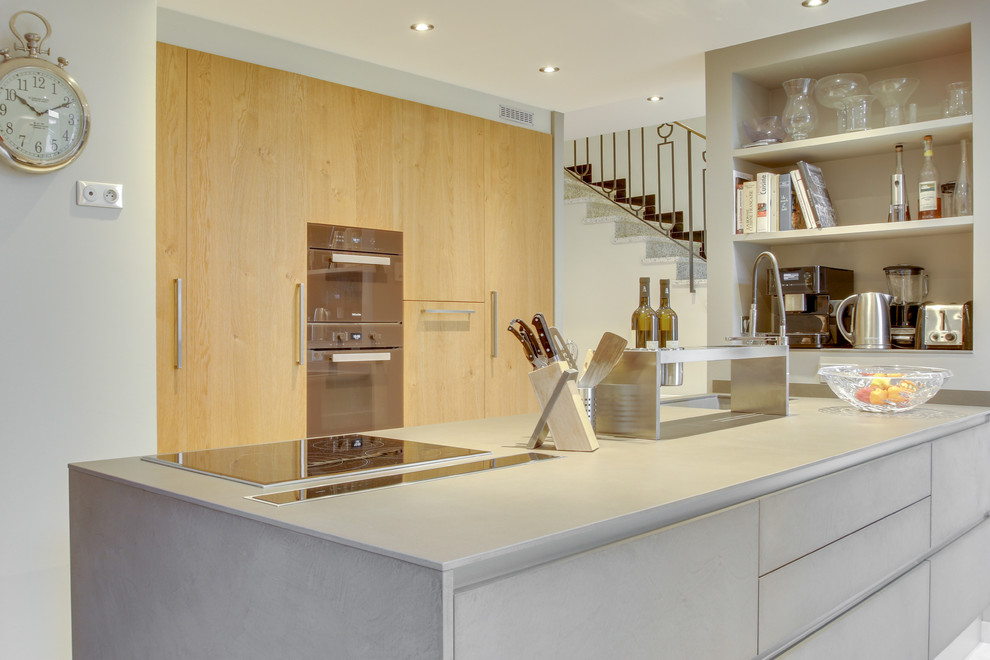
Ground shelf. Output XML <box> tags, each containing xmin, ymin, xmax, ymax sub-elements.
<box><xmin>733</xmin><ymin>115</ymin><xmax>973</xmax><ymax>167</ymax></box>
<box><xmin>733</xmin><ymin>216</ymin><xmax>973</xmax><ymax>246</ymax></box>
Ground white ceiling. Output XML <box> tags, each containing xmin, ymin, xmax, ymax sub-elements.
<box><xmin>158</xmin><ymin>0</ymin><xmax>924</xmax><ymax>137</ymax></box>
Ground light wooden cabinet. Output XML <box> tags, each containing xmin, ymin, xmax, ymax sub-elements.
<box><xmin>157</xmin><ymin>46</ymin><xmax>553</xmax><ymax>447</ymax></box>
<box><xmin>395</xmin><ymin>103</ymin><xmax>485</xmax><ymax>302</ymax></box>
<box><xmin>484</xmin><ymin>121</ymin><xmax>554</xmax><ymax>418</ymax></box>
<box><xmin>157</xmin><ymin>48</ymin><xmax>307</xmax><ymax>452</ymax></box>
<box><xmin>403</xmin><ymin>301</ymin><xmax>485</xmax><ymax>427</ymax></box>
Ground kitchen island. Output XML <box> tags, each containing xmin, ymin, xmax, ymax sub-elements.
<box><xmin>70</xmin><ymin>398</ymin><xmax>990</xmax><ymax>659</ymax></box>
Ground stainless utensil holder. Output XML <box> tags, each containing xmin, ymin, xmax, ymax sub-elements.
<box><xmin>578</xmin><ymin>386</ymin><xmax>596</xmax><ymax>431</ymax></box>
<box><xmin>595</xmin><ymin>345</ymin><xmax>788</xmax><ymax>440</ymax></box>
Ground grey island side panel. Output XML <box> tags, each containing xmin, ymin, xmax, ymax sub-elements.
<box><xmin>69</xmin><ymin>470</ymin><xmax>450</xmax><ymax>660</ymax></box>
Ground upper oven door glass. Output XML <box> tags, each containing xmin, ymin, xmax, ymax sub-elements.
<box><xmin>308</xmin><ymin>249</ymin><xmax>403</xmax><ymax>323</ymax></box>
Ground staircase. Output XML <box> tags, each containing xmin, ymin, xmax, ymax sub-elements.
<box><xmin>564</xmin><ymin>169</ymin><xmax>707</xmax><ymax>284</ymax></box>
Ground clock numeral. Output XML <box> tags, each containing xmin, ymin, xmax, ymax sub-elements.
<box><xmin>17</xmin><ymin>79</ymin><xmax>28</xmax><ymax>92</ymax></box>
<box><xmin>50</xmin><ymin>139</ymin><xmax>59</xmax><ymax>153</ymax></box>
<box><xmin>4</xmin><ymin>121</ymin><xmax>12</xmax><ymax>134</ymax></box>
<box><xmin>5</xmin><ymin>89</ymin><xmax>15</xmax><ymax>101</ymax></box>
<box><xmin>34</xmin><ymin>140</ymin><xmax>43</xmax><ymax>154</ymax></box>
<box><xmin>62</xmin><ymin>130</ymin><xmax>69</xmax><ymax>141</ymax></box>
<box><xmin>17</xmin><ymin>134</ymin><xmax>26</xmax><ymax>147</ymax></box>
<box><xmin>0</xmin><ymin>103</ymin><xmax>6</xmax><ymax>116</ymax></box>
<box><xmin>32</xmin><ymin>76</ymin><xmax>46</xmax><ymax>90</ymax></box>
<box><xmin>68</xmin><ymin>114</ymin><xmax>75</xmax><ymax>126</ymax></box>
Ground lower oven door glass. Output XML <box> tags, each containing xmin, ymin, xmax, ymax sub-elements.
<box><xmin>307</xmin><ymin>348</ymin><xmax>403</xmax><ymax>437</ymax></box>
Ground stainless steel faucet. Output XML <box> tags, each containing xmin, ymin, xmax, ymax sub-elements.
<box><xmin>749</xmin><ymin>251</ymin><xmax>788</xmax><ymax>345</ymax></box>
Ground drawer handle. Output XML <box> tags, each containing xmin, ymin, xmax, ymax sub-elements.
<box><xmin>421</xmin><ymin>309</ymin><xmax>476</xmax><ymax>315</ymax></box>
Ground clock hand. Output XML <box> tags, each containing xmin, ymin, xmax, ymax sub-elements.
<box><xmin>13</xmin><ymin>92</ymin><xmax>46</xmax><ymax>115</ymax></box>
<box><xmin>46</xmin><ymin>99</ymin><xmax>73</xmax><ymax>114</ymax></box>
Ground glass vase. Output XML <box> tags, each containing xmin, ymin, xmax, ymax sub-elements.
<box><xmin>782</xmin><ymin>78</ymin><xmax>817</xmax><ymax>141</ymax></box>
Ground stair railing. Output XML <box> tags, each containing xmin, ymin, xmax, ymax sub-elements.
<box><xmin>567</xmin><ymin>121</ymin><xmax>707</xmax><ymax>292</ymax></box>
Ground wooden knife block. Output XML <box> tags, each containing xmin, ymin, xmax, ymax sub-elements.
<box><xmin>528</xmin><ymin>362</ymin><xmax>599</xmax><ymax>452</ymax></box>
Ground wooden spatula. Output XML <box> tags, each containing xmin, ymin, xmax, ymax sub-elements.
<box><xmin>577</xmin><ymin>332</ymin><xmax>628</xmax><ymax>388</ymax></box>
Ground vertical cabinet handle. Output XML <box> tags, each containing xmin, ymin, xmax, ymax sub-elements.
<box><xmin>490</xmin><ymin>290</ymin><xmax>498</xmax><ymax>358</ymax></box>
<box><xmin>174</xmin><ymin>278</ymin><xmax>183</xmax><ymax>369</ymax></box>
<box><xmin>298</xmin><ymin>283</ymin><xmax>306</xmax><ymax>365</ymax></box>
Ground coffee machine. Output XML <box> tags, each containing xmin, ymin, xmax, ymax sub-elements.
<box><xmin>769</xmin><ymin>266</ymin><xmax>854</xmax><ymax>348</ymax></box>
<box><xmin>884</xmin><ymin>265</ymin><xmax>927</xmax><ymax>348</ymax></box>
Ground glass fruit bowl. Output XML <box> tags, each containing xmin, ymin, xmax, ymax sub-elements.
<box><xmin>817</xmin><ymin>365</ymin><xmax>951</xmax><ymax>413</ymax></box>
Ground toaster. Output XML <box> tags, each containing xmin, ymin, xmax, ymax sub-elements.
<box><xmin>919</xmin><ymin>302</ymin><xmax>972</xmax><ymax>349</ymax></box>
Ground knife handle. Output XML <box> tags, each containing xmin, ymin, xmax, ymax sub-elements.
<box><xmin>507</xmin><ymin>323</ymin><xmax>539</xmax><ymax>368</ymax></box>
<box><xmin>532</xmin><ymin>313</ymin><xmax>556</xmax><ymax>360</ymax></box>
<box><xmin>514</xmin><ymin>319</ymin><xmax>544</xmax><ymax>359</ymax></box>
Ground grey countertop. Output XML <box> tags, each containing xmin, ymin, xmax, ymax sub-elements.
<box><xmin>70</xmin><ymin>398</ymin><xmax>989</xmax><ymax>587</ymax></box>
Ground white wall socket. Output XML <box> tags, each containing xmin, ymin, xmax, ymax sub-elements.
<box><xmin>76</xmin><ymin>181</ymin><xmax>124</xmax><ymax>209</ymax></box>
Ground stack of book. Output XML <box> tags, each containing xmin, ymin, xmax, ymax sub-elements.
<box><xmin>735</xmin><ymin>161</ymin><xmax>837</xmax><ymax>233</ymax></box>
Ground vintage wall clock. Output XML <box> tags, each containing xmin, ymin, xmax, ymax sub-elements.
<box><xmin>0</xmin><ymin>11</ymin><xmax>90</xmax><ymax>173</ymax></box>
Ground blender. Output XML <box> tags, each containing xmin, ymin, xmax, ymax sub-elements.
<box><xmin>884</xmin><ymin>265</ymin><xmax>928</xmax><ymax>348</ymax></box>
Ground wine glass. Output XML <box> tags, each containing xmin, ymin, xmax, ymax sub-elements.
<box><xmin>815</xmin><ymin>74</ymin><xmax>869</xmax><ymax>133</ymax></box>
<box><xmin>869</xmin><ymin>78</ymin><xmax>919</xmax><ymax>127</ymax></box>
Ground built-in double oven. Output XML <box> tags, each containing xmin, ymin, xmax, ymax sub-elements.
<box><xmin>306</xmin><ymin>224</ymin><xmax>403</xmax><ymax>437</ymax></box>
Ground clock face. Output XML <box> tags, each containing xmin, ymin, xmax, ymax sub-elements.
<box><xmin>0</xmin><ymin>62</ymin><xmax>89</xmax><ymax>172</ymax></box>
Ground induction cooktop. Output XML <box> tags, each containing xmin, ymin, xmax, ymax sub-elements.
<box><xmin>142</xmin><ymin>434</ymin><xmax>490</xmax><ymax>488</ymax></box>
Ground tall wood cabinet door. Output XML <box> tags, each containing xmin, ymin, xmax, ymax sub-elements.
<box><xmin>303</xmin><ymin>80</ymin><xmax>396</xmax><ymax>231</ymax></box>
<box><xmin>484</xmin><ymin>123</ymin><xmax>553</xmax><ymax>417</ymax></box>
<box><xmin>156</xmin><ymin>43</ymin><xmax>188</xmax><ymax>451</ymax></box>
<box><xmin>395</xmin><ymin>103</ymin><xmax>485</xmax><ymax>302</ymax></box>
<box><xmin>403</xmin><ymin>302</ymin><xmax>485</xmax><ymax>427</ymax></box>
<box><xmin>183</xmin><ymin>52</ymin><xmax>307</xmax><ymax>451</ymax></box>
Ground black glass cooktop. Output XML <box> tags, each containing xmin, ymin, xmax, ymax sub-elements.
<box><xmin>142</xmin><ymin>435</ymin><xmax>490</xmax><ymax>488</ymax></box>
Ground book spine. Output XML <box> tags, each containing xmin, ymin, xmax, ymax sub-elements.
<box><xmin>742</xmin><ymin>181</ymin><xmax>757</xmax><ymax>233</ymax></box>
<box><xmin>756</xmin><ymin>172</ymin><xmax>771</xmax><ymax>233</ymax></box>
<box><xmin>778</xmin><ymin>173</ymin><xmax>792</xmax><ymax>231</ymax></box>
<box><xmin>791</xmin><ymin>169</ymin><xmax>816</xmax><ymax>228</ymax></box>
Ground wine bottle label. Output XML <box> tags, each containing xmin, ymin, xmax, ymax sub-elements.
<box><xmin>665</xmin><ymin>340</ymin><xmax>680</xmax><ymax>349</ymax></box>
<box><xmin>645</xmin><ymin>340</ymin><xmax>659</xmax><ymax>350</ymax></box>
<box><xmin>919</xmin><ymin>181</ymin><xmax>938</xmax><ymax>211</ymax></box>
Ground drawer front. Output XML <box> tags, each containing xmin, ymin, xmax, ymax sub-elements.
<box><xmin>453</xmin><ymin>503</ymin><xmax>759</xmax><ymax>660</ymax></box>
<box><xmin>931</xmin><ymin>424</ymin><xmax>990</xmax><ymax>547</ymax></box>
<box><xmin>759</xmin><ymin>497</ymin><xmax>931</xmax><ymax>654</ymax></box>
<box><xmin>760</xmin><ymin>443</ymin><xmax>931</xmax><ymax>575</ymax></box>
<box><xmin>778</xmin><ymin>562</ymin><xmax>929</xmax><ymax>660</ymax></box>
<box><xmin>929</xmin><ymin>517</ymin><xmax>990</xmax><ymax>658</ymax></box>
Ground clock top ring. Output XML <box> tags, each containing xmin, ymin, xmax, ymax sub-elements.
<box><xmin>0</xmin><ymin>10</ymin><xmax>90</xmax><ymax>173</ymax></box>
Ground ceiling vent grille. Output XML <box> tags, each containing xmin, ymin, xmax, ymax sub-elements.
<box><xmin>499</xmin><ymin>105</ymin><xmax>534</xmax><ymax>126</ymax></box>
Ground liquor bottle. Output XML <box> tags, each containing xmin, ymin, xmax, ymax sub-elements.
<box><xmin>917</xmin><ymin>134</ymin><xmax>941</xmax><ymax>219</ymax></box>
<box><xmin>953</xmin><ymin>138</ymin><xmax>972</xmax><ymax>216</ymax></box>
<box><xmin>888</xmin><ymin>144</ymin><xmax>910</xmax><ymax>222</ymax></box>
<box><xmin>631</xmin><ymin>277</ymin><xmax>659</xmax><ymax>349</ymax></box>
<box><xmin>656</xmin><ymin>278</ymin><xmax>679</xmax><ymax>348</ymax></box>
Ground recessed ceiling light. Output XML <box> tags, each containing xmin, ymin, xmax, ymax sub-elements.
<box><xmin>801</xmin><ymin>0</ymin><xmax>828</xmax><ymax>6</ymax></box>
<box><xmin>647</xmin><ymin>95</ymin><xmax>663</xmax><ymax>102</ymax></box>
<box><xmin>539</xmin><ymin>66</ymin><xmax>560</xmax><ymax>74</ymax></box>
<box><xmin>410</xmin><ymin>23</ymin><xmax>434</xmax><ymax>31</ymax></box>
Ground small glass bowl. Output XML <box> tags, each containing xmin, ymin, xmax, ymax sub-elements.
<box><xmin>817</xmin><ymin>365</ymin><xmax>951</xmax><ymax>413</ymax></box>
<box><xmin>742</xmin><ymin>115</ymin><xmax>786</xmax><ymax>146</ymax></box>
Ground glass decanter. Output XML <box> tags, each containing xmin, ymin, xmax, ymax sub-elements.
<box><xmin>782</xmin><ymin>78</ymin><xmax>817</xmax><ymax>141</ymax></box>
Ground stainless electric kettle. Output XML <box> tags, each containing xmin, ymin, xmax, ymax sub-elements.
<box><xmin>835</xmin><ymin>292</ymin><xmax>892</xmax><ymax>349</ymax></box>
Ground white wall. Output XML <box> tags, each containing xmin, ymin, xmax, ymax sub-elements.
<box><xmin>0</xmin><ymin>0</ymin><xmax>157</xmax><ymax>657</ymax></box>
<box><xmin>557</xmin><ymin>201</ymin><xmax>709</xmax><ymax>395</ymax></box>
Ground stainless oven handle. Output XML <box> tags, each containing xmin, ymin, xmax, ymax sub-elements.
<box><xmin>328</xmin><ymin>352</ymin><xmax>392</xmax><ymax>363</ymax></box>
<box><xmin>175</xmin><ymin>278</ymin><xmax>183</xmax><ymax>369</ymax></box>
<box><xmin>331</xmin><ymin>253</ymin><xmax>391</xmax><ymax>266</ymax></box>
<box><xmin>490</xmin><ymin>290</ymin><xmax>498</xmax><ymax>358</ymax></box>
<box><xmin>297</xmin><ymin>283</ymin><xmax>305</xmax><ymax>365</ymax></box>
<box><xmin>422</xmin><ymin>309</ymin><xmax>476</xmax><ymax>315</ymax></box>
